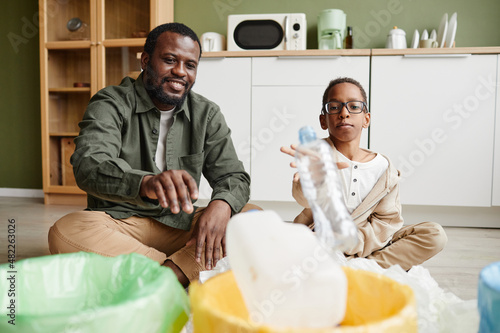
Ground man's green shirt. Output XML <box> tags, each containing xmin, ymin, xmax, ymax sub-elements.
<box><xmin>71</xmin><ymin>73</ymin><xmax>250</xmax><ymax>230</ymax></box>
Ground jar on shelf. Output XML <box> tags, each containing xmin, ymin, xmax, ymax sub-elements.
<box><xmin>66</xmin><ymin>17</ymin><xmax>89</xmax><ymax>40</ymax></box>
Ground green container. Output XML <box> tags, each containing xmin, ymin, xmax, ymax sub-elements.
<box><xmin>0</xmin><ymin>252</ymin><xmax>189</xmax><ymax>333</ymax></box>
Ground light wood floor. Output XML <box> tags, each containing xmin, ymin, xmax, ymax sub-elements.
<box><xmin>1</xmin><ymin>197</ymin><xmax>499</xmax><ymax>301</ymax></box>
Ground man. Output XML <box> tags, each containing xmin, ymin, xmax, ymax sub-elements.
<box><xmin>48</xmin><ymin>23</ymin><xmax>253</xmax><ymax>287</ymax></box>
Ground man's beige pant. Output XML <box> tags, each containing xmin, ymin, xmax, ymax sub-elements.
<box><xmin>48</xmin><ymin>204</ymin><xmax>260</xmax><ymax>283</ymax></box>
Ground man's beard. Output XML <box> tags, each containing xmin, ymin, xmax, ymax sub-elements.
<box><xmin>143</xmin><ymin>63</ymin><xmax>192</xmax><ymax>107</ymax></box>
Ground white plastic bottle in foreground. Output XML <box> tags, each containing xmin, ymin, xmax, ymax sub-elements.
<box><xmin>226</xmin><ymin>210</ymin><xmax>347</xmax><ymax>328</ymax></box>
<box><xmin>295</xmin><ymin>126</ymin><xmax>358</xmax><ymax>252</ymax></box>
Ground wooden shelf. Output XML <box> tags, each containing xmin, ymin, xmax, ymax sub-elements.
<box><xmin>44</xmin><ymin>192</ymin><xmax>87</xmax><ymax>206</ymax></box>
<box><xmin>49</xmin><ymin>132</ymin><xmax>79</xmax><ymax>137</ymax></box>
<box><xmin>102</xmin><ymin>38</ymin><xmax>146</xmax><ymax>47</ymax></box>
<box><xmin>46</xmin><ymin>41</ymin><xmax>92</xmax><ymax>49</ymax></box>
<box><xmin>40</xmin><ymin>0</ymin><xmax>173</xmax><ymax>205</ymax></box>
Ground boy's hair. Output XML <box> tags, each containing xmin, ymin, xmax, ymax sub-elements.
<box><xmin>321</xmin><ymin>77</ymin><xmax>368</xmax><ymax>114</ymax></box>
<box><xmin>144</xmin><ymin>23</ymin><xmax>202</xmax><ymax>58</ymax></box>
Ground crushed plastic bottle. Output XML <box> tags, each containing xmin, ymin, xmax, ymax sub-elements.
<box><xmin>295</xmin><ymin>125</ymin><xmax>358</xmax><ymax>253</ymax></box>
<box><xmin>226</xmin><ymin>210</ymin><xmax>347</xmax><ymax>328</ymax></box>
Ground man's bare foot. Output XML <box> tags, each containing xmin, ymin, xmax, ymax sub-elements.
<box><xmin>163</xmin><ymin>259</ymin><xmax>189</xmax><ymax>288</ymax></box>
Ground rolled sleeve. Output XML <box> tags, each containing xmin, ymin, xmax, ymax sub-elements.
<box><xmin>71</xmin><ymin>90</ymin><xmax>155</xmax><ymax>206</ymax></box>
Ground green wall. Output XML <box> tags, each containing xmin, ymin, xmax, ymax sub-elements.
<box><xmin>176</xmin><ymin>0</ymin><xmax>500</xmax><ymax>49</ymax></box>
<box><xmin>0</xmin><ymin>1</ymin><xmax>41</xmax><ymax>189</ymax></box>
<box><xmin>1</xmin><ymin>0</ymin><xmax>499</xmax><ymax>189</ymax></box>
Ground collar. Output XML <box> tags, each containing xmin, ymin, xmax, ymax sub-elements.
<box><xmin>133</xmin><ymin>72</ymin><xmax>191</xmax><ymax>121</ymax></box>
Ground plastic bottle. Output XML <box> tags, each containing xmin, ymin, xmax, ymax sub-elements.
<box><xmin>345</xmin><ymin>26</ymin><xmax>353</xmax><ymax>49</ymax></box>
<box><xmin>295</xmin><ymin>126</ymin><xmax>358</xmax><ymax>253</ymax></box>
<box><xmin>226</xmin><ymin>210</ymin><xmax>347</xmax><ymax>328</ymax></box>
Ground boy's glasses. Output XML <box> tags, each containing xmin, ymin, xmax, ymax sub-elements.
<box><xmin>323</xmin><ymin>101</ymin><xmax>367</xmax><ymax>115</ymax></box>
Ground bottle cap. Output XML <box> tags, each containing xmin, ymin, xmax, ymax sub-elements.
<box><xmin>299</xmin><ymin>126</ymin><xmax>317</xmax><ymax>144</ymax></box>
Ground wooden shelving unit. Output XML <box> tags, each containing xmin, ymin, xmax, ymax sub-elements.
<box><xmin>39</xmin><ymin>0</ymin><xmax>173</xmax><ymax>205</ymax></box>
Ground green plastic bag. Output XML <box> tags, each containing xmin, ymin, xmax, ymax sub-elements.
<box><xmin>0</xmin><ymin>252</ymin><xmax>189</xmax><ymax>333</ymax></box>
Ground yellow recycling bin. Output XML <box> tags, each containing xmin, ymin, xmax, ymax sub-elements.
<box><xmin>190</xmin><ymin>267</ymin><xmax>417</xmax><ymax>332</ymax></box>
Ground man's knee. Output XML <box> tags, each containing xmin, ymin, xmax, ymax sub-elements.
<box><xmin>48</xmin><ymin>212</ymin><xmax>79</xmax><ymax>254</ymax></box>
<box><xmin>47</xmin><ymin>211</ymin><xmax>108</xmax><ymax>255</ymax></box>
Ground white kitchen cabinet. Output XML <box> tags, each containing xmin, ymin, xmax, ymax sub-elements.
<box><xmin>250</xmin><ymin>86</ymin><xmax>326</xmax><ymax>201</ymax></box>
<box><xmin>251</xmin><ymin>56</ymin><xmax>370</xmax><ymax>87</ymax></box>
<box><xmin>251</xmin><ymin>56</ymin><xmax>370</xmax><ymax>201</ymax></box>
<box><xmin>192</xmin><ymin>57</ymin><xmax>252</xmax><ymax>199</ymax></box>
<box><xmin>493</xmin><ymin>55</ymin><xmax>500</xmax><ymax>206</ymax></box>
<box><xmin>370</xmin><ymin>55</ymin><xmax>497</xmax><ymax>207</ymax></box>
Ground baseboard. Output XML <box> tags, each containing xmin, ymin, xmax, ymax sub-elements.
<box><xmin>197</xmin><ymin>199</ymin><xmax>500</xmax><ymax>228</ymax></box>
<box><xmin>0</xmin><ymin>188</ymin><xmax>44</xmax><ymax>198</ymax></box>
<box><xmin>401</xmin><ymin>204</ymin><xmax>500</xmax><ymax>228</ymax></box>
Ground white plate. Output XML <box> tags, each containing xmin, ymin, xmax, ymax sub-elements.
<box><xmin>430</xmin><ymin>29</ymin><xmax>437</xmax><ymax>40</ymax></box>
<box><xmin>446</xmin><ymin>12</ymin><xmax>457</xmax><ymax>47</ymax></box>
<box><xmin>411</xmin><ymin>29</ymin><xmax>419</xmax><ymax>48</ymax></box>
<box><xmin>421</xmin><ymin>29</ymin><xmax>429</xmax><ymax>40</ymax></box>
<box><xmin>437</xmin><ymin>13</ymin><xmax>448</xmax><ymax>47</ymax></box>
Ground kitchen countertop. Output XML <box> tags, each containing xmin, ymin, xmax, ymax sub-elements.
<box><xmin>201</xmin><ymin>47</ymin><xmax>500</xmax><ymax>58</ymax></box>
<box><xmin>201</xmin><ymin>49</ymin><xmax>370</xmax><ymax>58</ymax></box>
<box><xmin>371</xmin><ymin>46</ymin><xmax>500</xmax><ymax>55</ymax></box>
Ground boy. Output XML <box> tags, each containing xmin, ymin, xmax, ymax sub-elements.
<box><xmin>281</xmin><ymin>77</ymin><xmax>447</xmax><ymax>270</ymax></box>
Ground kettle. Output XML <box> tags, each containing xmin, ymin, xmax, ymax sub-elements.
<box><xmin>201</xmin><ymin>32</ymin><xmax>226</xmax><ymax>52</ymax></box>
<box><xmin>385</xmin><ymin>26</ymin><xmax>407</xmax><ymax>49</ymax></box>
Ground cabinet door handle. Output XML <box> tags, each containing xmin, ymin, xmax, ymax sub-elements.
<box><xmin>403</xmin><ymin>54</ymin><xmax>471</xmax><ymax>58</ymax></box>
<box><xmin>201</xmin><ymin>57</ymin><xmax>226</xmax><ymax>60</ymax></box>
<box><xmin>277</xmin><ymin>55</ymin><xmax>341</xmax><ymax>59</ymax></box>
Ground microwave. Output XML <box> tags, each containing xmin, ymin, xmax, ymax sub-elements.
<box><xmin>227</xmin><ymin>13</ymin><xmax>307</xmax><ymax>51</ymax></box>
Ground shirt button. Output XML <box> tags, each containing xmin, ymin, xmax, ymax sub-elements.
<box><xmin>354</xmin><ymin>165</ymin><xmax>358</xmax><ymax>169</ymax></box>
<box><xmin>351</xmin><ymin>192</ymin><xmax>356</xmax><ymax>196</ymax></box>
<box><xmin>353</xmin><ymin>179</ymin><xmax>357</xmax><ymax>182</ymax></box>
<box><xmin>152</xmin><ymin>129</ymin><xmax>158</xmax><ymax>134</ymax></box>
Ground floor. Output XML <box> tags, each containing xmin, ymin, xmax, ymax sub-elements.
<box><xmin>1</xmin><ymin>196</ymin><xmax>499</xmax><ymax>301</ymax></box>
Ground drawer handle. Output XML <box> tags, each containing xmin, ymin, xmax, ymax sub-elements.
<box><xmin>200</xmin><ymin>57</ymin><xmax>226</xmax><ymax>61</ymax></box>
<box><xmin>403</xmin><ymin>54</ymin><xmax>471</xmax><ymax>58</ymax></box>
<box><xmin>277</xmin><ymin>55</ymin><xmax>341</xmax><ymax>59</ymax></box>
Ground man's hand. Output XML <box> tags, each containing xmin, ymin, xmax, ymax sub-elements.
<box><xmin>140</xmin><ymin>170</ymin><xmax>198</xmax><ymax>213</ymax></box>
<box><xmin>186</xmin><ymin>200</ymin><xmax>231</xmax><ymax>270</ymax></box>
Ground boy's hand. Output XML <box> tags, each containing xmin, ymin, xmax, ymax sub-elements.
<box><xmin>280</xmin><ymin>144</ymin><xmax>298</xmax><ymax>168</ymax></box>
<box><xmin>280</xmin><ymin>144</ymin><xmax>349</xmax><ymax>172</ymax></box>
